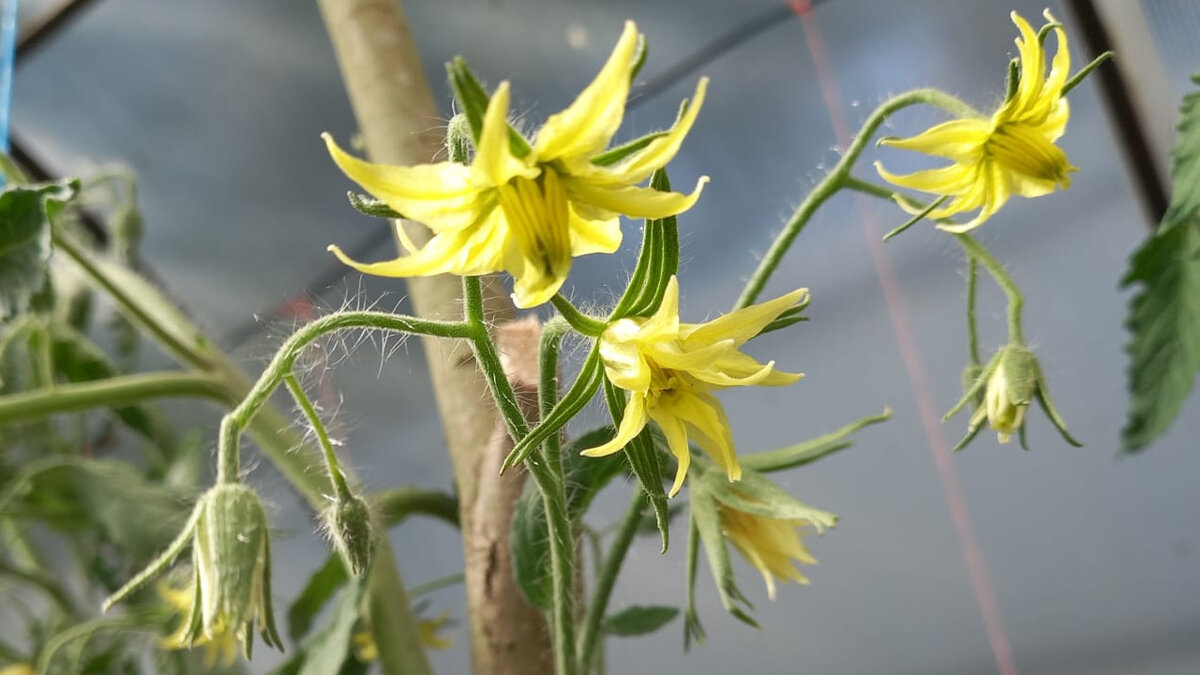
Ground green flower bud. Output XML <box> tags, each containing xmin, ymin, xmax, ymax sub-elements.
<box><xmin>324</xmin><ymin>493</ymin><xmax>376</xmax><ymax>577</ymax></box>
<box><xmin>961</xmin><ymin>363</ymin><xmax>985</xmax><ymax>411</ymax></box>
<box><xmin>978</xmin><ymin>345</ymin><xmax>1038</xmax><ymax>443</ymax></box>
<box><xmin>187</xmin><ymin>484</ymin><xmax>282</xmax><ymax>658</ymax></box>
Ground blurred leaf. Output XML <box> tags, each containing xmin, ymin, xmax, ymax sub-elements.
<box><xmin>1122</xmin><ymin>74</ymin><xmax>1200</xmax><ymax>451</ymax></box>
<box><xmin>604</xmin><ymin>605</ymin><xmax>678</xmax><ymax>637</ymax></box>
<box><xmin>741</xmin><ymin>407</ymin><xmax>891</xmax><ymax>473</ymax></box>
<box><xmin>2</xmin><ymin>457</ymin><xmax>190</xmax><ymax>561</ymax></box>
<box><xmin>271</xmin><ymin>578</ymin><xmax>366</xmax><ymax>675</ymax></box>
<box><xmin>288</xmin><ymin>554</ymin><xmax>349</xmax><ymax>644</ymax></box>
<box><xmin>0</xmin><ymin>181</ymin><xmax>76</xmax><ymax>321</ymax></box>
<box><xmin>688</xmin><ymin>483</ymin><xmax>756</xmax><ymax>629</ymax></box>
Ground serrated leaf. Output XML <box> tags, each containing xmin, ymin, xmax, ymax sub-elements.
<box><xmin>0</xmin><ymin>181</ymin><xmax>76</xmax><ymax>321</ymax></box>
<box><xmin>604</xmin><ymin>605</ymin><xmax>678</xmax><ymax>637</ymax></box>
<box><xmin>1122</xmin><ymin>73</ymin><xmax>1200</xmax><ymax>451</ymax></box>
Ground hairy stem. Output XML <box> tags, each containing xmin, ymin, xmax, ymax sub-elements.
<box><xmin>577</xmin><ymin>493</ymin><xmax>643</xmax><ymax>672</ymax></box>
<box><xmin>0</xmin><ymin>372</ymin><xmax>232</xmax><ymax>424</ymax></box>
<box><xmin>954</xmin><ymin>233</ymin><xmax>1024</xmax><ymax>344</ymax></box>
<box><xmin>736</xmin><ymin>89</ymin><xmax>977</xmax><ymax>309</ymax></box>
<box><xmin>283</xmin><ymin>373</ymin><xmax>352</xmax><ymax>499</ymax></box>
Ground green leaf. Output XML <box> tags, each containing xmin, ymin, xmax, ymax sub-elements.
<box><xmin>604</xmin><ymin>605</ymin><xmax>679</xmax><ymax>637</ymax></box>
<box><xmin>0</xmin><ymin>181</ymin><xmax>76</xmax><ymax>321</ymax></box>
<box><xmin>288</xmin><ymin>554</ymin><xmax>349</xmax><ymax>643</ymax></box>
<box><xmin>740</xmin><ymin>407</ymin><xmax>891</xmax><ymax>472</ymax></box>
<box><xmin>271</xmin><ymin>578</ymin><xmax>366</xmax><ymax>675</ymax></box>
<box><xmin>1122</xmin><ymin>74</ymin><xmax>1200</xmax><ymax>451</ymax></box>
<box><xmin>346</xmin><ymin>191</ymin><xmax>403</xmax><ymax>219</ymax></box>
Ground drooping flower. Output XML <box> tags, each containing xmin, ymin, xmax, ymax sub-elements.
<box><xmin>581</xmin><ymin>277</ymin><xmax>806</xmax><ymax>496</ymax></box>
<box><xmin>353</xmin><ymin>611</ymin><xmax>453</xmax><ymax>662</ymax></box>
<box><xmin>876</xmin><ymin>10</ymin><xmax>1076</xmax><ymax>232</ymax></box>
<box><xmin>718</xmin><ymin>500</ymin><xmax>820</xmax><ymax>601</ymax></box>
<box><xmin>324</xmin><ymin>21</ymin><xmax>709</xmax><ymax>308</ymax></box>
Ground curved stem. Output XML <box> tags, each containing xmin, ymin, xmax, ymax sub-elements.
<box><xmin>463</xmin><ymin>276</ymin><xmax>531</xmax><ymax>441</ymax></box>
<box><xmin>966</xmin><ymin>257</ymin><xmax>981</xmax><ymax>365</ymax></box>
<box><xmin>736</xmin><ymin>89</ymin><xmax>977</xmax><ymax>309</ymax></box>
<box><xmin>954</xmin><ymin>233</ymin><xmax>1024</xmax><ymax>344</ymax></box>
<box><xmin>0</xmin><ymin>371</ymin><xmax>233</xmax><ymax>424</ymax></box>
<box><xmin>551</xmin><ymin>295</ymin><xmax>607</xmax><ymax>337</ymax></box>
<box><xmin>283</xmin><ymin>373</ymin><xmax>352</xmax><ymax>499</ymax></box>
<box><xmin>577</xmin><ymin>493</ymin><xmax>643</xmax><ymax>672</ymax></box>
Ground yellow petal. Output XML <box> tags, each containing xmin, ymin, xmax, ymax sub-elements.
<box><xmin>583</xmin><ymin>77</ymin><xmax>710</xmax><ymax>185</ymax></box>
<box><xmin>567</xmin><ymin>205</ymin><xmax>622</xmax><ymax>256</ymax></box>
<box><xmin>328</xmin><ymin>208</ymin><xmax>507</xmax><ymax>278</ymax></box>
<box><xmin>1043</xmin><ymin>13</ymin><xmax>1070</xmax><ymax>96</ymax></box>
<box><xmin>580</xmin><ymin>391</ymin><xmax>649</xmax><ymax>457</ymax></box>
<box><xmin>475</xmin><ymin>82</ymin><xmax>539</xmax><ymax>186</ymax></box>
<box><xmin>663</xmin><ymin>391</ymin><xmax>740</xmax><ymax>483</ymax></box>
<box><xmin>878</xmin><ymin>118</ymin><xmax>989</xmax><ymax>160</ymax></box>
<box><xmin>600</xmin><ymin>321</ymin><xmax>653</xmax><ymax>392</ymax></box>
<box><xmin>567</xmin><ymin>175</ymin><xmax>709</xmax><ymax>219</ymax></box>
<box><xmin>323</xmin><ymin>133</ymin><xmax>488</xmax><ymax>232</ymax></box>
<box><xmin>1010</xmin><ymin>11</ymin><xmax>1045</xmax><ymax>114</ymax></box>
<box><xmin>875</xmin><ymin>161</ymin><xmax>979</xmax><ymax>195</ymax></box>
<box><xmin>534</xmin><ymin>21</ymin><xmax>640</xmax><ymax>161</ymax></box>
<box><xmin>681</xmin><ymin>287</ymin><xmax>808</xmax><ymax>348</ymax></box>
<box><xmin>648</xmin><ymin>407</ymin><xmax>692</xmax><ymax>498</ymax></box>
<box><xmin>638</xmin><ymin>275</ymin><xmax>681</xmax><ymax>342</ymax></box>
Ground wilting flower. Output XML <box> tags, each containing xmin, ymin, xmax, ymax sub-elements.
<box><xmin>158</xmin><ymin>579</ymin><xmax>239</xmax><ymax>668</ymax></box>
<box><xmin>876</xmin><ymin>10</ymin><xmax>1075</xmax><ymax>232</ymax></box>
<box><xmin>172</xmin><ymin>485</ymin><xmax>282</xmax><ymax>659</ymax></box>
<box><xmin>718</xmin><ymin>501</ymin><xmax>820</xmax><ymax>600</ymax></box>
<box><xmin>582</xmin><ymin>277</ymin><xmax>806</xmax><ymax>496</ymax></box>
<box><xmin>325</xmin><ymin>21</ymin><xmax>708</xmax><ymax>308</ymax></box>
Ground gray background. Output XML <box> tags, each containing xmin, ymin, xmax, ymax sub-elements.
<box><xmin>11</xmin><ymin>0</ymin><xmax>1200</xmax><ymax>673</ymax></box>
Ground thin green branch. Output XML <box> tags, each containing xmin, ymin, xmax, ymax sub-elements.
<box><xmin>283</xmin><ymin>373</ymin><xmax>352</xmax><ymax>499</ymax></box>
<box><xmin>551</xmin><ymin>295</ymin><xmax>607</xmax><ymax>337</ymax></box>
<box><xmin>736</xmin><ymin>89</ymin><xmax>978</xmax><ymax>309</ymax></box>
<box><xmin>577</xmin><ymin>493</ymin><xmax>644</xmax><ymax>673</ymax></box>
<box><xmin>0</xmin><ymin>372</ymin><xmax>233</xmax><ymax>425</ymax></box>
<box><xmin>966</xmin><ymin>257</ymin><xmax>981</xmax><ymax>366</ymax></box>
<box><xmin>462</xmin><ymin>276</ymin><xmax>531</xmax><ymax>442</ymax></box>
<box><xmin>953</xmin><ymin>233</ymin><xmax>1024</xmax><ymax>344</ymax></box>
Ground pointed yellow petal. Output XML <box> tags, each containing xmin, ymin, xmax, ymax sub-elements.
<box><xmin>666</xmin><ymin>391</ymin><xmax>740</xmax><ymax>483</ymax></box>
<box><xmin>600</xmin><ymin>321</ymin><xmax>653</xmax><ymax>392</ymax></box>
<box><xmin>638</xmin><ymin>275</ymin><xmax>680</xmax><ymax>341</ymax></box>
<box><xmin>329</xmin><ymin>208</ymin><xmax>507</xmax><ymax>278</ymax></box>
<box><xmin>580</xmin><ymin>391</ymin><xmax>649</xmax><ymax>457</ymax></box>
<box><xmin>534</xmin><ymin>21</ymin><xmax>640</xmax><ymax>161</ymax></box>
<box><xmin>1043</xmin><ymin>14</ymin><xmax>1070</xmax><ymax>95</ymax></box>
<box><xmin>878</xmin><ymin>118</ymin><xmax>989</xmax><ymax>160</ymax></box>
<box><xmin>323</xmin><ymin>133</ymin><xmax>488</xmax><ymax>232</ymax></box>
<box><xmin>875</xmin><ymin>161</ymin><xmax>979</xmax><ymax>195</ymax></box>
<box><xmin>475</xmin><ymin>82</ymin><xmax>538</xmax><ymax>185</ymax></box>
<box><xmin>681</xmin><ymin>288</ymin><xmax>808</xmax><ymax>347</ymax></box>
<box><xmin>568</xmin><ymin>175</ymin><xmax>708</xmax><ymax>219</ymax></box>
<box><xmin>1010</xmin><ymin>11</ymin><xmax>1045</xmax><ymax>113</ymax></box>
<box><xmin>585</xmin><ymin>77</ymin><xmax>710</xmax><ymax>185</ymax></box>
<box><xmin>647</xmin><ymin>406</ymin><xmax>692</xmax><ymax>498</ymax></box>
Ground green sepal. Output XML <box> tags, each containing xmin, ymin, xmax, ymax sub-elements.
<box><xmin>757</xmin><ymin>300</ymin><xmax>811</xmax><ymax>337</ymax></box>
<box><xmin>1004</xmin><ymin>57</ymin><xmax>1020</xmax><ymax>103</ymax></box>
<box><xmin>883</xmin><ymin>194</ymin><xmax>947</xmax><ymax>241</ymax></box>
<box><xmin>688</xmin><ymin>485</ymin><xmax>756</xmax><ymax>629</ymax></box>
<box><xmin>740</xmin><ymin>407</ymin><xmax>891</xmax><ymax>473</ymax></box>
<box><xmin>102</xmin><ymin>496</ymin><xmax>204</xmax><ymax>611</ymax></box>
<box><xmin>604</xmin><ymin>378</ymin><xmax>670</xmax><ymax>552</ymax></box>
<box><xmin>610</xmin><ymin>169</ymin><xmax>679</xmax><ymax>320</ymax></box>
<box><xmin>445</xmin><ymin>113</ymin><xmax>473</xmax><ymax>165</ymax></box>
<box><xmin>682</xmin><ymin>520</ymin><xmax>706</xmax><ymax>650</ymax></box>
<box><xmin>1062</xmin><ymin>51</ymin><xmax>1113</xmax><ymax>96</ymax></box>
<box><xmin>589</xmin><ymin>92</ymin><xmax>691</xmax><ymax>167</ymax></box>
<box><xmin>702</xmin><ymin>468</ymin><xmax>836</xmax><ymax>532</ymax></box>
<box><xmin>944</xmin><ymin>350</ymin><xmax>1001</xmax><ymax>421</ymax></box>
<box><xmin>502</xmin><ymin>343</ymin><xmax>603</xmax><ymax>470</ymax></box>
<box><xmin>1033</xmin><ymin>361</ymin><xmax>1082</xmax><ymax>447</ymax></box>
<box><xmin>346</xmin><ymin>191</ymin><xmax>403</xmax><ymax>219</ymax></box>
<box><xmin>604</xmin><ymin>605</ymin><xmax>678</xmax><ymax>637</ymax></box>
<box><xmin>630</xmin><ymin>34</ymin><xmax>649</xmax><ymax>81</ymax></box>
<box><xmin>446</xmin><ymin>57</ymin><xmax>532</xmax><ymax>159</ymax></box>
<box><xmin>950</xmin><ymin>422</ymin><xmax>984</xmax><ymax>452</ymax></box>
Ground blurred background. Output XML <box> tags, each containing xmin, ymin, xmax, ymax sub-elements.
<box><xmin>8</xmin><ymin>0</ymin><xmax>1200</xmax><ymax>673</ymax></box>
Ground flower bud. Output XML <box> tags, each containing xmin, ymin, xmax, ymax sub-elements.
<box><xmin>976</xmin><ymin>345</ymin><xmax>1038</xmax><ymax>443</ymax></box>
<box><xmin>188</xmin><ymin>484</ymin><xmax>282</xmax><ymax>658</ymax></box>
<box><xmin>324</xmin><ymin>493</ymin><xmax>376</xmax><ymax>577</ymax></box>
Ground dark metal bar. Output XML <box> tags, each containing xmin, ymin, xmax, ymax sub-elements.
<box><xmin>1063</xmin><ymin>0</ymin><xmax>1170</xmax><ymax>225</ymax></box>
<box><xmin>15</xmin><ymin>0</ymin><xmax>100</xmax><ymax>63</ymax></box>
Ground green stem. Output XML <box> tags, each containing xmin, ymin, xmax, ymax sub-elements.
<box><xmin>534</xmin><ymin>314</ymin><xmax>577</xmax><ymax>675</ymax></box>
<box><xmin>551</xmin><ymin>295</ymin><xmax>607</xmax><ymax>337</ymax></box>
<box><xmin>375</xmin><ymin>487</ymin><xmax>460</xmax><ymax>529</ymax></box>
<box><xmin>283</xmin><ymin>373</ymin><xmax>352</xmax><ymax>499</ymax></box>
<box><xmin>736</xmin><ymin>89</ymin><xmax>977</xmax><ymax>309</ymax></box>
<box><xmin>0</xmin><ymin>372</ymin><xmax>233</xmax><ymax>424</ymax></box>
<box><xmin>462</xmin><ymin>276</ymin><xmax>531</xmax><ymax>441</ymax></box>
<box><xmin>953</xmin><ymin>233</ymin><xmax>1024</xmax><ymax>344</ymax></box>
<box><xmin>966</xmin><ymin>257</ymin><xmax>981</xmax><ymax>365</ymax></box>
<box><xmin>577</xmin><ymin>493</ymin><xmax>643</xmax><ymax>673</ymax></box>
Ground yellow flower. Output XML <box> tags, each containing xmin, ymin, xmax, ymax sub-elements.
<box><xmin>718</xmin><ymin>501</ymin><xmax>819</xmax><ymax>601</ymax></box>
<box><xmin>0</xmin><ymin>665</ymin><xmax>34</xmax><ymax>675</ymax></box>
<box><xmin>970</xmin><ymin>345</ymin><xmax>1037</xmax><ymax>444</ymax></box>
<box><xmin>876</xmin><ymin>10</ymin><xmax>1076</xmax><ymax>232</ymax></box>
<box><xmin>158</xmin><ymin>580</ymin><xmax>239</xmax><ymax>668</ymax></box>
<box><xmin>325</xmin><ymin>21</ymin><xmax>709</xmax><ymax>308</ymax></box>
<box><xmin>581</xmin><ymin>277</ymin><xmax>806</xmax><ymax>496</ymax></box>
<box><xmin>353</xmin><ymin>612</ymin><xmax>453</xmax><ymax>662</ymax></box>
